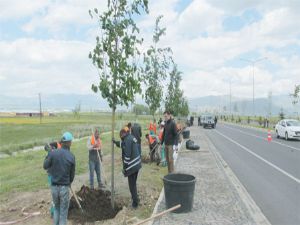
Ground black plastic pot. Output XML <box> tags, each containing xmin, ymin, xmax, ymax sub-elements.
<box><xmin>163</xmin><ymin>173</ymin><xmax>196</xmax><ymax>213</ymax></box>
<box><xmin>182</xmin><ymin>130</ymin><xmax>190</xmax><ymax>139</ymax></box>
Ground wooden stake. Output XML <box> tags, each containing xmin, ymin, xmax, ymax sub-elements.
<box><xmin>133</xmin><ymin>204</ymin><xmax>181</xmax><ymax>225</ymax></box>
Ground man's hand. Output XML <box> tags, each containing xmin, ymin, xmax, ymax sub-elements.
<box><xmin>44</xmin><ymin>143</ymin><xmax>51</xmax><ymax>152</ymax></box>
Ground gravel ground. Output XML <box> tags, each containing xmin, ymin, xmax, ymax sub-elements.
<box><xmin>151</xmin><ymin>126</ymin><xmax>266</xmax><ymax>225</ymax></box>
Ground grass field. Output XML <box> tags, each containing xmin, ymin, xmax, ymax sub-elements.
<box><xmin>0</xmin><ymin>130</ymin><xmax>167</xmax><ymax>221</ymax></box>
<box><xmin>0</xmin><ymin>112</ymin><xmax>153</xmax><ymax>154</ymax></box>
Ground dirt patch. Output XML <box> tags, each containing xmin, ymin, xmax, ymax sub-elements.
<box><xmin>68</xmin><ymin>185</ymin><xmax>123</xmax><ymax>224</ymax></box>
<box><xmin>141</xmin><ymin>154</ymin><xmax>151</xmax><ymax>164</ymax></box>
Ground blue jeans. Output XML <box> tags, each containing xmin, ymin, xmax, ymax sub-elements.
<box><xmin>89</xmin><ymin>160</ymin><xmax>101</xmax><ymax>188</ymax></box>
<box><xmin>51</xmin><ymin>185</ymin><xmax>70</xmax><ymax>225</ymax></box>
<box><xmin>47</xmin><ymin>175</ymin><xmax>54</xmax><ymax>217</ymax></box>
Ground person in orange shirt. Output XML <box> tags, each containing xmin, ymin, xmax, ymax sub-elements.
<box><xmin>87</xmin><ymin>128</ymin><xmax>104</xmax><ymax>189</ymax></box>
<box><xmin>149</xmin><ymin>119</ymin><xmax>157</xmax><ymax>135</ymax></box>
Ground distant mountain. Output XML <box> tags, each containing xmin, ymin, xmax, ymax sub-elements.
<box><xmin>0</xmin><ymin>93</ymin><xmax>299</xmax><ymax>116</ymax></box>
<box><xmin>188</xmin><ymin>95</ymin><xmax>300</xmax><ymax>116</ymax></box>
<box><xmin>0</xmin><ymin>93</ymin><xmax>147</xmax><ymax>112</ymax></box>
<box><xmin>0</xmin><ymin>94</ymin><xmax>110</xmax><ymax>112</ymax></box>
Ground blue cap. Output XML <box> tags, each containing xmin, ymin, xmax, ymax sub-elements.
<box><xmin>61</xmin><ymin>132</ymin><xmax>73</xmax><ymax>142</ymax></box>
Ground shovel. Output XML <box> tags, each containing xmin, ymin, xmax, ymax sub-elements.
<box><xmin>97</xmin><ymin>149</ymin><xmax>107</xmax><ymax>186</ymax></box>
<box><xmin>70</xmin><ymin>186</ymin><xmax>84</xmax><ymax>214</ymax></box>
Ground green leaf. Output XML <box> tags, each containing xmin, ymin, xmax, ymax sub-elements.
<box><xmin>91</xmin><ymin>84</ymin><xmax>98</xmax><ymax>93</ymax></box>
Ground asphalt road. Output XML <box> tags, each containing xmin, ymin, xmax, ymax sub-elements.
<box><xmin>204</xmin><ymin>123</ymin><xmax>300</xmax><ymax>225</ymax></box>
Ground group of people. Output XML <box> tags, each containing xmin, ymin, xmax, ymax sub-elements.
<box><xmin>43</xmin><ymin>110</ymin><xmax>180</xmax><ymax>225</ymax></box>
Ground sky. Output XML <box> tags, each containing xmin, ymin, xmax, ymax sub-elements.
<box><xmin>0</xmin><ymin>0</ymin><xmax>300</xmax><ymax>100</ymax></box>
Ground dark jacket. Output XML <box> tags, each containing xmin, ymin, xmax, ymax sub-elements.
<box><xmin>43</xmin><ymin>147</ymin><xmax>75</xmax><ymax>186</ymax></box>
<box><xmin>131</xmin><ymin>123</ymin><xmax>142</xmax><ymax>144</ymax></box>
<box><xmin>162</xmin><ymin>119</ymin><xmax>178</xmax><ymax>145</ymax></box>
<box><xmin>121</xmin><ymin>133</ymin><xmax>141</xmax><ymax>177</ymax></box>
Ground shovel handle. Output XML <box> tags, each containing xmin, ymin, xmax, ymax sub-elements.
<box><xmin>70</xmin><ymin>187</ymin><xmax>83</xmax><ymax>213</ymax></box>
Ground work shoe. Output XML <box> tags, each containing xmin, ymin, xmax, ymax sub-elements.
<box><xmin>131</xmin><ymin>202</ymin><xmax>138</xmax><ymax>209</ymax></box>
<box><xmin>98</xmin><ymin>183</ymin><xmax>105</xmax><ymax>189</ymax></box>
<box><xmin>50</xmin><ymin>203</ymin><xmax>54</xmax><ymax>218</ymax></box>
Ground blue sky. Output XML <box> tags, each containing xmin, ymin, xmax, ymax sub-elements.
<box><xmin>0</xmin><ymin>0</ymin><xmax>299</xmax><ymax>100</ymax></box>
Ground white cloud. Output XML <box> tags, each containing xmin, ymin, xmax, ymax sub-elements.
<box><xmin>0</xmin><ymin>0</ymin><xmax>49</xmax><ymax>20</ymax></box>
<box><xmin>181</xmin><ymin>66</ymin><xmax>275</xmax><ymax>99</ymax></box>
<box><xmin>177</xmin><ymin>0</ymin><xmax>224</xmax><ymax>36</ymax></box>
<box><xmin>208</xmin><ymin>0</ymin><xmax>300</xmax><ymax>14</ymax></box>
<box><xmin>0</xmin><ymin>39</ymin><xmax>97</xmax><ymax>97</ymax></box>
<box><xmin>0</xmin><ymin>0</ymin><xmax>299</xmax><ymax>102</ymax></box>
<box><xmin>22</xmin><ymin>0</ymin><xmax>106</xmax><ymax>34</ymax></box>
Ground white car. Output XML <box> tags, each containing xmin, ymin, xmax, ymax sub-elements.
<box><xmin>275</xmin><ymin>119</ymin><xmax>300</xmax><ymax>140</ymax></box>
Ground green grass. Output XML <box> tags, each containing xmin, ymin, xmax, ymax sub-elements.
<box><xmin>0</xmin><ymin>137</ymin><xmax>87</xmax><ymax>198</ymax></box>
<box><xmin>0</xmin><ymin>112</ymin><xmax>168</xmax><ymax>221</ymax></box>
<box><xmin>0</xmin><ymin>130</ymin><xmax>167</xmax><ymax>221</ymax></box>
<box><xmin>0</xmin><ymin>112</ymin><xmax>153</xmax><ymax>154</ymax></box>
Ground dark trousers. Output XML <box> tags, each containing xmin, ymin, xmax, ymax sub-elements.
<box><xmin>128</xmin><ymin>171</ymin><xmax>139</xmax><ymax>206</ymax></box>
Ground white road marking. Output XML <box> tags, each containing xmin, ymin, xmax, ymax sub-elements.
<box><xmin>222</xmin><ymin>124</ymin><xmax>300</xmax><ymax>152</ymax></box>
<box><xmin>214</xmin><ymin>129</ymin><xmax>300</xmax><ymax>184</ymax></box>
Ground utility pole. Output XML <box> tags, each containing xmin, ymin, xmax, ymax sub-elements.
<box><xmin>268</xmin><ymin>91</ymin><xmax>272</xmax><ymax>119</ymax></box>
<box><xmin>38</xmin><ymin>93</ymin><xmax>42</xmax><ymax>124</ymax></box>
<box><xmin>229</xmin><ymin>79</ymin><xmax>232</xmax><ymax>116</ymax></box>
<box><xmin>240</xmin><ymin>57</ymin><xmax>267</xmax><ymax>117</ymax></box>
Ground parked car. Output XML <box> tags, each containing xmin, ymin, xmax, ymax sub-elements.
<box><xmin>202</xmin><ymin>114</ymin><xmax>215</xmax><ymax>129</ymax></box>
<box><xmin>275</xmin><ymin>119</ymin><xmax>300</xmax><ymax>140</ymax></box>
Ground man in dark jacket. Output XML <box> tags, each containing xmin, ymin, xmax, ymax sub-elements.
<box><xmin>162</xmin><ymin>111</ymin><xmax>178</xmax><ymax>173</ymax></box>
<box><xmin>113</xmin><ymin>127</ymin><xmax>141</xmax><ymax>208</ymax></box>
<box><xmin>43</xmin><ymin>132</ymin><xmax>75</xmax><ymax>225</ymax></box>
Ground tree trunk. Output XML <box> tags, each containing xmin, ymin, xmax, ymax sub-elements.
<box><xmin>111</xmin><ymin>107</ymin><xmax>116</xmax><ymax>209</ymax></box>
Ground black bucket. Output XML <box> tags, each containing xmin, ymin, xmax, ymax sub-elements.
<box><xmin>163</xmin><ymin>173</ymin><xmax>196</xmax><ymax>213</ymax></box>
<box><xmin>182</xmin><ymin>130</ymin><xmax>190</xmax><ymax>139</ymax></box>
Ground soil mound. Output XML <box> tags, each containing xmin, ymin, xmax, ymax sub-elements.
<box><xmin>68</xmin><ymin>185</ymin><xmax>122</xmax><ymax>224</ymax></box>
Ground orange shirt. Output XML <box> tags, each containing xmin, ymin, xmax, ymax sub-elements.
<box><xmin>149</xmin><ymin>123</ymin><xmax>157</xmax><ymax>134</ymax></box>
<box><xmin>91</xmin><ymin>135</ymin><xmax>102</xmax><ymax>149</ymax></box>
<box><xmin>148</xmin><ymin>135</ymin><xmax>155</xmax><ymax>145</ymax></box>
<box><xmin>158</xmin><ymin>129</ymin><xmax>164</xmax><ymax>141</ymax></box>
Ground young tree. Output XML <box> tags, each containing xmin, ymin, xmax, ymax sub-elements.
<box><xmin>132</xmin><ymin>103</ymin><xmax>150</xmax><ymax>115</ymax></box>
<box><xmin>73</xmin><ymin>101</ymin><xmax>81</xmax><ymax>119</ymax></box>
<box><xmin>279</xmin><ymin>107</ymin><xmax>285</xmax><ymax>120</ymax></box>
<box><xmin>178</xmin><ymin>97</ymin><xmax>189</xmax><ymax>116</ymax></box>
<box><xmin>290</xmin><ymin>84</ymin><xmax>300</xmax><ymax>105</ymax></box>
<box><xmin>143</xmin><ymin>15</ymin><xmax>171</xmax><ymax>117</ymax></box>
<box><xmin>89</xmin><ymin>0</ymin><xmax>148</xmax><ymax>208</ymax></box>
<box><xmin>165</xmin><ymin>63</ymin><xmax>189</xmax><ymax>116</ymax></box>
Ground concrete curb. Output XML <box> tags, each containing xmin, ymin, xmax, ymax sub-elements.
<box><xmin>205</xmin><ymin>129</ymin><xmax>271</xmax><ymax>225</ymax></box>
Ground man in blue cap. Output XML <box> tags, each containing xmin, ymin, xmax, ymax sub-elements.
<box><xmin>43</xmin><ymin>132</ymin><xmax>76</xmax><ymax>225</ymax></box>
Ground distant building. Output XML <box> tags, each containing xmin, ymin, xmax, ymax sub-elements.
<box><xmin>0</xmin><ymin>112</ymin><xmax>17</xmax><ymax>117</ymax></box>
<box><xmin>0</xmin><ymin>112</ymin><xmax>48</xmax><ymax>117</ymax></box>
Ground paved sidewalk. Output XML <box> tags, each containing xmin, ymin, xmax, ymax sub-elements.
<box><xmin>150</xmin><ymin>126</ymin><xmax>270</xmax><ymax>225</ymax></box>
